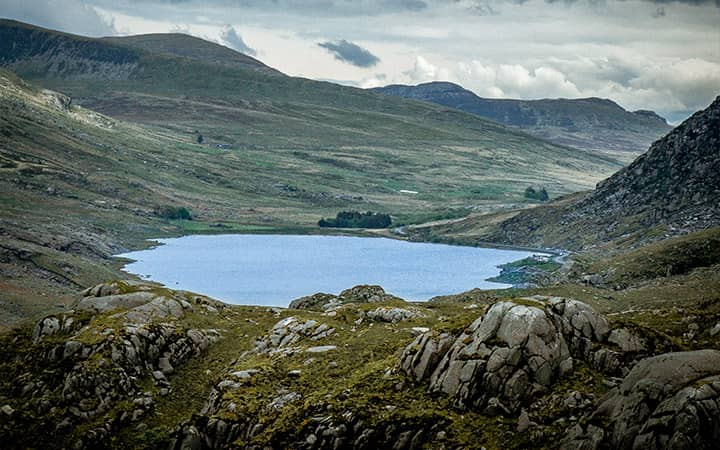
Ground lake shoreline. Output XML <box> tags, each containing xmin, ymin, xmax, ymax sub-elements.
<box><xmin>116</xmin><ymin>233</ymin><xmax>543</xmax><ymax>306</ymax></box>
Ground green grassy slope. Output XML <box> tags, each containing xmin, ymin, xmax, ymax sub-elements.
<box><xmin>0</xmin><ymin>18</ymin><xmax>622</xmax><ymax>206</ymax></box>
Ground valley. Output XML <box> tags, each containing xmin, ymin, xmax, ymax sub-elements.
<box><xmin>0</xmin><ymin>15</ymin><xmax>718</xmax><ymax>450</ymax></box>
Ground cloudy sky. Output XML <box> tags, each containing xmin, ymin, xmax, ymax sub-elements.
<box><xmin>3</xmin><ymin>0</ymin><xmax>719</xmax><ymax>122</ymax></box>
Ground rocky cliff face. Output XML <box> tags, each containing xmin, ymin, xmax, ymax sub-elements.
<box><xmin>372</xmin><ymin>81</ymin><xmax>672</xmax><ymax>156</ymax></box>
<box><xmin>487</xmin><ymin>96</ymin><xmax>720</xmax><ymax>250</ymax></box>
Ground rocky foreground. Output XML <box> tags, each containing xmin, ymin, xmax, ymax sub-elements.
<box><xmin>1</xmin><ymin>282</ymin><xmax>718</xmax><ymax>449</ymax></box>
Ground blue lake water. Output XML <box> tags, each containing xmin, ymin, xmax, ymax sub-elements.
<box><xmin>117</xmin><ymin>234</ymin><xmax>539</xmax><ymax>306</ymax></box>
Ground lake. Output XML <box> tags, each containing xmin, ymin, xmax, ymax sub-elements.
<box><xmin>117</xmin><ymin>234</ymin><xmax>539</xmax><ymax>306</ymax></box>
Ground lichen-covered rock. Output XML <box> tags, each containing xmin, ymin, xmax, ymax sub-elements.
<box><xmin>564</xmin><ymin>350</ymin><xmax>720</xmax><ymax>450</ymax></box>
<box><xmin>76</xmin><ymin>291</ymin><xmax>157</xmax><ymax>313</ymax></box>
<box><xmin>289</xmin><ymin>293</ymin><xmax>342</xmax><ymax>311</ymax></box>
<box><xmin>289</xmin><ymin>285</ymin><xmax>404</xmax><ymax>311</ymax></box>
<box><xmin>6</xmin><ymin>283</ymin><xmax>222</xmax><ymax>449</ymax></box>
<box><xmin>338</xmin><ymin>285</ymin><xmax>402</xmax><ymax>303</ymax></box>
<box><xmin>366</xmin><ymin>307</ymin><xmax>424</xmax><ymax>323</ymax></box>
<box><xmin>118</xmin><ymin>296</ymin><xmax>188</xmax><ymax>324</ymax></box>
<box><xmin>172</xmin><ymin>403</ymin><xmax>432</xmax><ymax>450</ymax></box>
<box><xmin>607</xmin><ymin>328</ymin><xmax>646</xmax><ymax>353</ymax></box>
<box><xmin>427</xmin><ymin>301</ymin><xmax>573</xmax><ymax>412</ymax></box>
<box><xmin>398</xmin><ymin>298</ymin><xmax>622</xmax><ymax>414</ymax></box>
<box><xmin>399</xmin><ymin>332</ymin><xmax>454</xmax><ymax>382</ymax></box>
<box><xmin>249</xmin><ymin>317</ymin><xmax>335</xmax><ymax>356</ymax></box>
<box><xmin>32</xmin><ymin>314</ymin><xmax>77</xmax><ymax>343</ymax></box>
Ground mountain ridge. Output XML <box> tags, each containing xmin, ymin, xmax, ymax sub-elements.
<box><xmin>415</xmin><ymin>95</ymin><xmax>720</xmax><ymax>251</ymax></box>
<box><xmin>372</xmin><ymin>81</ymin><xmax>672</xmax><ymax>159</ymax></box>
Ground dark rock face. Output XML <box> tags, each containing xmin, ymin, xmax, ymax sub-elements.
<box><xmin>173</xmin><ymin>410</ymin><xmax>432</xmax><ymax>450</ymax></box>
<box><xmin>488</xmin><ymin>96</ymin><xmax>720</xmax><ymax>249</ymax></box>
<box><xmin>565</xmin><ymin>350</ymin><xmax>720</xmax><ymax>450</ymax></box>
<box><xmin>372</xmin><ymin>81</ymin><xmax>671</xmax><ymax>154</ymax></box>
<box><xmin>589</xmin><ymin>96</ymin><xmax>720</xmax><ymax>221</ymax></box>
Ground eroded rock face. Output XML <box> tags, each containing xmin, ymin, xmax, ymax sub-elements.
<box><xmin>399</xmin><ymin>332</ymin><xmax>454</xmax><ymax>382</ymax></box>
<box><xmin>565</xmin><ymin>350</ymin><xmax>720</xmax><ymax>450</ymax></box>
<box><xmin>398</xmin><ymin>298</ymin><xmax>618</xmax><ymax>413</ymax></box>
<box><xmin>32</xmin><ymin>314</ymin><xmax>78</xmax><ymax>343</ymax></box>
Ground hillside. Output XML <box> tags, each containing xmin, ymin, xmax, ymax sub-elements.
<box><xmin>373</xmin><ymin>82</ymin><xmax>672</xmax><ymax>161</ymax></box>
<box><xmin>0</xmin><ymin>19</ymin><xmax>621</xmax><ymax>205</ymax></box>
<box><xmin>414</xmin><ymin>96</ymin><xmax>720</xmax><ymax>250</ymax></box>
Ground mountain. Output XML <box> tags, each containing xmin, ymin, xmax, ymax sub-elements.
<box><xmin>415</xmin><ymin>96</ymin><xmax>720</xmax><ymax>250</ymax></box>
<box><xmin>0</xmin><ymin>20</ymin><xmax>623</xmax><ymax>210</ymax></box>
<box><xmin>372</xmin><ymin>81</ymin><xmax>672</xmax><ymax>160</ymax></box>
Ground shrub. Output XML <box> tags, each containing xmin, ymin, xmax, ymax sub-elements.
<box><xmin>156</xmin><ymin>206</ymin><xmax>192</xmax><ymax>220</ymax></box>
<box><xmin>524</xmin><ymin>186</ymin><xmax>549</xmax><ymax>202</ymax></box>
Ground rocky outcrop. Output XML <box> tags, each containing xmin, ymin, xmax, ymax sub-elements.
<box><xmin>173</xmin><ymin>404</ymin><xmax>433</xmax><ymax>450</ymax></box>
<box><xmin>398</xmin><ymin>298</ymin><xmax>622</xmax><ymax>413</ymax></box>
<box><xmin>5</xmin><ymin>282</ymin><xmax>222</xmax><ymax>449</ymax></box>
<box><xmin>76</xmin><ymin>291</ymin><xmax>157</xmax><ymax>313</ymax></box>
<box><xmin>565</xmin><ymin>350</ymin><xmax>720</xmax><ymax>449</ymax></box>
<box><xmin>289</xmin><ymin>285</ymin><xmax>403</xmax><ymax>311</ymax></box>
<box><xmin>366</xmin><ymin>306</ymin><xmax>424</xmax><ymax>323</ymax></box>
<box><xmin>289</xmin><ymin>293</ymin><xmax>342</xmax><ymax>311</ymax></box>
<box><xmin>249</xmin><ymin>316</ymin><xmax>335</xmax><ymax>356</ymax></box>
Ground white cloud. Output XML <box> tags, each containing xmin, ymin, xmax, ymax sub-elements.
<box><xmin>405</xmin><ymin>56</ymin><xmax>451</xmax><ymax>82</ymax></box>
<box><xmin>220</xmin><ymin>25</ymin><xmax>257</xmax><ymax>56</ymax></box>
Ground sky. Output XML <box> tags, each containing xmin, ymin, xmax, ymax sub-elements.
<box><xmin>2</xmin><ymin>0</ymin><xmax>719</xmax><ymax>123</ymax></box>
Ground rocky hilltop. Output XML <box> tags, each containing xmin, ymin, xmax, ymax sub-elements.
<box><xmin>419</xmin><ymin>96</ymin><xmax>719</xmax><ymax>251</ymax></box>
<box><xmin>373</xmin><ymin>81</ymin><xmax>672</xmax><ymax>159</ymax></box>
<box><xmin>1</xmin><ymin>281</ymin><xmax>719</xmax><ymax>449</ymax></box>
<box><xmin>488</xmin><ymin>96</ymin><xmax>719</xmax><ymax>250</ymax></box>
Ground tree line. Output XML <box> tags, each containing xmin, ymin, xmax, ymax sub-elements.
<box><xmin>318</xmin><ymin>211</ymin><xmax>392</xmax><ymax>229</ymax></box>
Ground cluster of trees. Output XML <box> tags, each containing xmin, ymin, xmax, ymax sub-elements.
<box><xmin>524</xmin><ymin>186</ymin><xmax>550</xmax><ymax>202</ymax></box>
<box><xmin>156</xmin><ymin>205</ymin><xmax>192</xmax><ymax>220</ymax></box>
<box><xmin>318</xmin><ymin>211</ymin><xmax>392</xmax><ymax>229</ymax></box>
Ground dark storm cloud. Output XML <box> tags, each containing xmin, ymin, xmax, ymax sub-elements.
<box><xmin>318</xmin><ymin>40</ymin><xmax>380</xmax><ymax>67</ymax></box>
<box><xmin>219</xmin><ymin>26</ymin><xmax>256</xmax><ymax>56</ymax></box>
